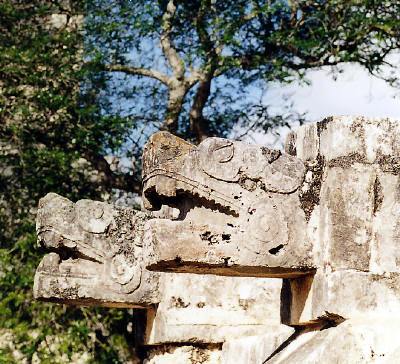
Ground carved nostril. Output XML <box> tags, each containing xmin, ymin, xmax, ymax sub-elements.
<box><xmin>37</xmin><ymin>230</ymin><xmax>62</xmax><ymax>249</ymax></box>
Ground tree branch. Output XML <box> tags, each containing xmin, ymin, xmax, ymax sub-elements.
<box><xmin>104</xmin><ymin>64</ymin><xmax>170</xmax><ymax>85</ymax></box>
<box><xmin>160</xmin><ymin>0</ymin><xmax>185</xmax><ymax>79</ymax></box>
<box><xmin>162</xmin><ymin>85</ymin><xmax>188</xmax><ymax>133</ymax></box>
<box><xmin>185</xmin><ymin>0</ymin><xmax>222</xmax><ymax>143</ymax></box>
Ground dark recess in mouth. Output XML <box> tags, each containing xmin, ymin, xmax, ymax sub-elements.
<box><xmin>144</xmin><ymin>186</ymin><xmax>239</xmax><ymax>219</ymax></box>
<box><xmin>45</xmin><ymin>245</ymin><xmax>100</xmax><ymax>264</ymax></box>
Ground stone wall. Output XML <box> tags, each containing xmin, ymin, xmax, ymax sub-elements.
<box><xmin>34</xmin><ymin>116</ymin><xmax>400</xmax><ymax>363</ymax></box>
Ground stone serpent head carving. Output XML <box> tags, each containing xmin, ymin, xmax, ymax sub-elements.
<box><xmin>142</xmin><ymin>132</ymin><xmax>313</xmax><ymax>276</ymax></box>
<box><xmin>34</xmin><ymin>193</ymin><xmax>158</xmax><ymax>307</ymax></box>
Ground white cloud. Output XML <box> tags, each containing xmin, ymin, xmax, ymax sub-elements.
<box><xmin>266</xmin><ymin>63</ymin><xmax>400</xmax><ymax>122</ymax></box>
<box><xmin>242</xmin><ymin>62</ymin><xmax>400</xmax><ymax>148</ymax></box>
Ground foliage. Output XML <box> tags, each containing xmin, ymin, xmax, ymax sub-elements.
<box><xmin>0</xmin><ymin>0</ymin><xmax>399</xmax><ymax>362</ymax></box>
<box><xmin>0</xmin><ymin>1</ymin><xmax>138</xmax><ymax>362</ymax></box>
<box><xmin>86</xmin><ymin>0</ymin><xmax>400</xmax><ymax>147</ymax></box>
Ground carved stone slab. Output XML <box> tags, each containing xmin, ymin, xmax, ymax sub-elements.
<box><xmin>143</xmin><ymin>117</ymin><xmax>400</xmax><ymax>326</ymax></box>
<box><xmin>33</xmin><ymin>116</ymin><xmax>400</xmax><ymax>362</ymax></box>
<box><xmin>33</xmin><ymin>193</ymin><xmax>284</xmax><ymax>344</ymax></box>
<box><xmin>145</xmin><ymin>274</ymin><xmax>283</xmax><ymax>344</ymax></box>
<box><xmin>267</xmin><ymin>317</ymin><xmax>400</xmax><ymax>363</ymax></box>
<box><xmin>282</xmin><ymin>116</ymin><xmax>400</xmax><ymax>323</ymax></box>
<box><xmin>33</xmin><ymin>193</ymin><xmax>160</xmax><ymax>307</ymax></box>
<box><xmin>292</xmin><ymin>116</ymin><xmax>400</xmax><ymax>274</ymax></box>
<box><xmin>142</xmin><ymin>132</ymin><xmax>314</xmax><ymax>277</ymax></box>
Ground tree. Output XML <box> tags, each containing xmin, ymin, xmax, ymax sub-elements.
<box><xmin>87</xmin><ymin>0</ymin><xmax>400</xmax><ymax>158</ymax></box>
<box><xmin>1</xmin><ymin>0</ymin><xmax>400</xmax><ymax>362</ymax></box>
<box><xmin>0</xmin><ymin>1</ymin><xmax>140</xmax><ymax>362</ymax></box>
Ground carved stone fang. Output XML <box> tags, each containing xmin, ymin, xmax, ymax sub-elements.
<box><xmin>143</xmin><ymin>169</ymin><xmax>242</xmax><ymax>215</ymax></box>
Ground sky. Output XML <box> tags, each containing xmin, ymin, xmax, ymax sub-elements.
<box><xmin>247</xmin><ymin>62</ymin><xmax>400</xmax><ymax>147</ymax></box>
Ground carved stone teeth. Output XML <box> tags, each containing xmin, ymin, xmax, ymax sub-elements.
<box><xmin>143</xmin><ymin>175</ymin><xmax>176</xmax><ymax>199</ymax></box>
<box><xmin>41</xmin><ymin>252</ymin><xmax>60</xmax><ymax>268</ymax></box>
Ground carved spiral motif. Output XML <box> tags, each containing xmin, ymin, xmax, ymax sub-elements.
<box><xmin>199</xmin><ymin>138</ymin><xmax>305</xmax><ymax>193</ymax></box>
<box><xmin>109</xmin><ymin>254</ymin><xmax>142</xmax><ymax>293</ymax></box>
<box><xmin>247</xmin><ymin>199</ymin><xmax>288</xmax><ymax>247</ymax></box>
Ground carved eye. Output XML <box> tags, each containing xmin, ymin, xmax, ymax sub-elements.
<box><xmin>212</xmin><ymin>141</ymin><xmax>234</xmax><ymax>163</ymax></box>
<box><xmin>199</xmin><ymin>138</ymin><xmax>239</xmax><ymax>181</ymax></box>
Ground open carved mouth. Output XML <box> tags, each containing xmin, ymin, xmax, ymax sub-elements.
<box><xmin>143</xmin><ymin>173</ymin><xmax>241</xmax><ymax>218</ymax></box>
<box><xmin>36</xmin><ymin>228</ymin><xmax>103</xmax><ymax>278</ymax></box>
<box><xmin>34</xmin><ymin>252</ymin><xmax>104</xmax><ymax>307</ymax></box>
<box><xmin>34</xmin><ymin>225</ymin><xmax>114</xmax><ymax>306</ymax></box>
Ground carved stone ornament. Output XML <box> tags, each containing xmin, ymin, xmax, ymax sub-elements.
<box><xmin>34</xmin><ymin>193</ymin><xmax>159</xmax><ymax>307</ymax></box>
<box><xmin>142</xmin><ymin>131</ymin><xmax>313</xmax><ymax>277</ymax></box>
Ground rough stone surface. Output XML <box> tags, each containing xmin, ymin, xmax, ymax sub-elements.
<box><xmin>292</xmin><ymin>122</ymin><xmax>319</xmax><ymax>161</ymax></box>
<box><xmin>296</xmin><ymin>116</ymin><xmax>400</xmax><ymax>166</ymax></box>
<box><xmin>144</xmin><ymin>345</ymin><xmax>222</xmax><ymax>364</ymax></box>
<box><xmin>142</xmin><ymin>117</ymin><xmax>400</xmax><ymax>321</ymax></box>
<box><xmin>34</xmin><ymin>193</ymin><xmax>160</xmax><ymax>307</ymax></box>
<box><xmin>142</xmin><ymin>132</ymin><xmax>314</xmax><ymax>277</ymax></box>
<box><xmin>288</xmin><ymin>116</ymin><xmax>400</xmax><ymax>324</ymax></box>
<box><xmin>34</xmin><ymin>116</ymin><xmax>400</xmax><ymax>362</ymax></box>
<box><xmin>318</xmin><ymin>164</ymin><xmax>375</xmax><ymax>271</ymax></box>
<box><xmin>370</xmin><ymin>171</ymin><xmax>400</xmax><ymax>274</ymax></box>
<box><xmin>269</xmin><ymin>317</ymin><xmax>400</xmax><ymax>363</ymax></box>
<box><xmin>309</xmin><ymin>270</ymin><xmax>400</xmax><ymax>320</ymax></box>
<box><xmin>282</xmin><ymin>268</ymin><xmax>400</xmax><ymax>325</ymax></box>
<box><xmin>146</xmin><ymin>274</ymin><xmax>282</xmax><ymax>344</ymax></box>
<box><xmin>34</xmin><ymin>193</ymin><xmax>283</xmax><ymax>345</ymax></box>
<box><xmin>221</xmin><ymin>325</ymin><xmax>294</xmax><ymax>364</ymax></box>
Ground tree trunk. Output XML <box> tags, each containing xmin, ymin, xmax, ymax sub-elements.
<box><xmin>189</xmin><ymin>79</ymin><xmax>212</xmax><ymax>144</ymax></box>
<box><xmin>163</xmin><ymin>86</ymin><xmax>187</xmax><ymax>134</ymax></box>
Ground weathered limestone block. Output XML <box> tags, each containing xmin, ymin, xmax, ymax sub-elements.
<box><xmin>34</xmin><ymin>193</ymin><xmax>283</xmax><ymax>345</ymax></box>
<box><xmin>283</xmin><ymin>270</ymin><xmax>400</xmax><ymax>324</ymax></box>
<box><xmin>370</xmin><ymin>171</ymin><xmax>400</xmax><ymax>274</ymax></box>
<box><xmin>318</xmin><ymin>164</ymin><xmax>375</xmax><ymax>271</ymax></box>
<box><xmin>310</xmin><ymin>270</ymin><xmax>400</xmax><ymax>320</ymax></box>
<box><xmin>146</xmin><ymin>275</ymin><xmax>282</xmax><ymax>344</ymax></box>
<box><xmin>281</xmin><ymin>117</ymin><xmax>400</xmax><ymax>323</ymax></box>
<box><xmin>34</xmin><ymin>116</ymin><xmax>400</xmax><ymax>362</ymax></box>
<box><xmin>143</xmin><ymin>117</ymin><xmax>400</xmax><ymax>327</ymax></box>
<box><xmin>142</xmin><ymin>132</ymin><xmax>314</xmax><ymax>277</ymax></box>
<box><xmin>144</xmin><ymin>345</ymin><xmax>222</xmax><ymax>364</ymax></box>
<box><xmin>289</xmin><ymin>122</ymin><xmax>319</xmax><ymax>161</ymax></box>
<box><xmin>34</xmin><ymin>193</ymin><xmax>160</xmax><ymax>307</ymax></box>
<box><xmin>293</xmin><ymin>116</ymin><xmax>400</xmax><ymax>164</ymax></box>
<box><xmin>221</xmin><ymin>325</ymin><xmax>294</xmax><ymax>364</ymax></box>
<box><xmin>268</xmin><ymin>317</ymin><xmax>400</xmax><ymax>363</ymax></box>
